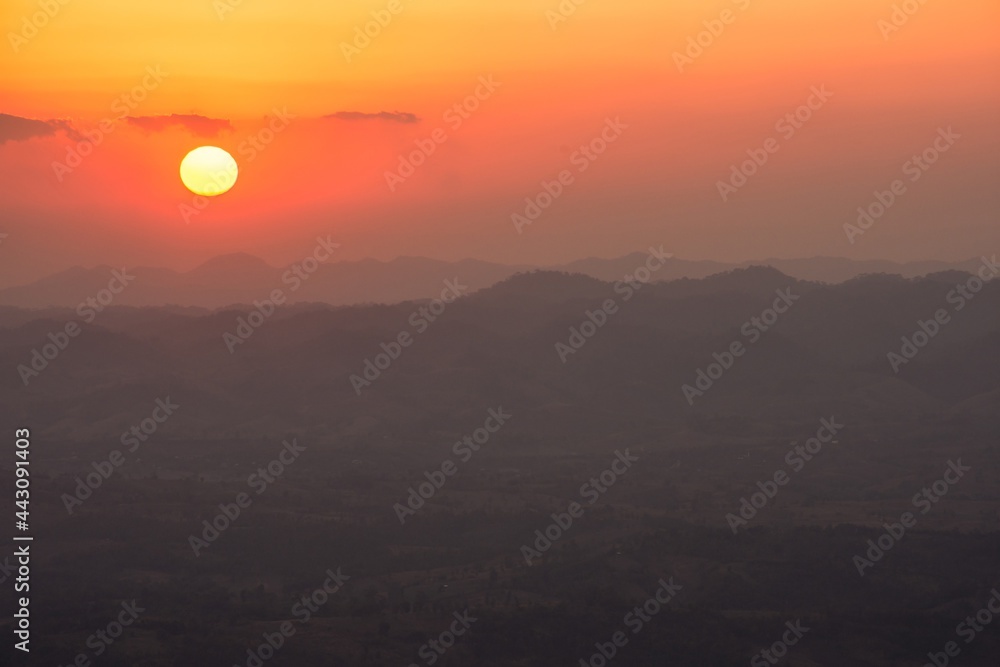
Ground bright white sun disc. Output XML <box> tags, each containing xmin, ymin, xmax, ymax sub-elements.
<box><xmin>180</xmin><ymin>146</ymin><xmax>238</xmax><ymax>196</ymax></box>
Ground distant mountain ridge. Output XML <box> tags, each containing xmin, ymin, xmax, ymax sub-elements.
<box><xmin>2</xmin><ymin>267</ymin><xmax>997</xmax><ymax>442</ymax></box>
<box><xmin>0</xmin><ymin>252</ymin><xmax>988</xmax><ymax>309</ymax></box>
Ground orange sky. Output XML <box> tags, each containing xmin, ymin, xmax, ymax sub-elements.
<box><xmin>1</xmin><ymin>0</ymin><xmax>998</xmax><ymax>286</ymax></box>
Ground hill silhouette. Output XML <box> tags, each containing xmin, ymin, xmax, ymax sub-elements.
<box><xmin>0</xmin><ymin>252</ymin><xmax>990</xmax><ymax>308</ymax></box>
<box><xmin>3</xmin><ymin>267</ymin><xmax>996</xmax><ymax>441</ymax></box>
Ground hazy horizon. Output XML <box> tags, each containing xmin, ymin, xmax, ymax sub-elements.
<box><xmin>0</xmin><ymin>248</ymin><xmax>993</xmax><ymax>308</ymax></box>
<box><xmin>0</xmin><ymin>245</ymin><xmax>994</xmax><ymax>292</ymax></box>
<box><xmin>2</xmin><ymin>0</ymin><xmax>998</xmax><ymax>287</ymax></box>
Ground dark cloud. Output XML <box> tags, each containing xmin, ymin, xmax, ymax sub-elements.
<box><xmin>324</xmin><ymin>111</ymin><xmax>420</xmax><ymax>124</ymax></box>
<box><xmin>0</xmin><ymin>114</ymin><xmax>78</xmax><ymax>144</ymax></box>
<box><xmin>126</xmin><ymin>114</ymin><xmax>233</xmax><ymax>137</ymax></box>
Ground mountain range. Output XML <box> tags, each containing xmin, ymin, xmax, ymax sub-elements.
<box><xmin>4</xmin><ymin>266</ymin><xmax>997</xmax><ymax>443</ymax></box>
<box><xmin>0</xmin><ymin>252</ymin><xmax>990</xmax><ymax>309</ymax></box>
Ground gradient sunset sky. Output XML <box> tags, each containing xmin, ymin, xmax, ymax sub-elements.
<box><xmin>1</xmin><ymin>0</ymin><xmax>998</xmax><ymax>287</ymax></box>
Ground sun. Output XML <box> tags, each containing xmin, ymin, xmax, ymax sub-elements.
<box><xmin>180</xmin><ymin>146</ymin><xmax>238</xmax><ymax>196</ymax></box>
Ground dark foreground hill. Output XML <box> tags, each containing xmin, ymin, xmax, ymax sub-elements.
<box><xmin>0</xmin><ymin>266</ymin><xmax>998</xmax><ymax>666</ymax></box>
